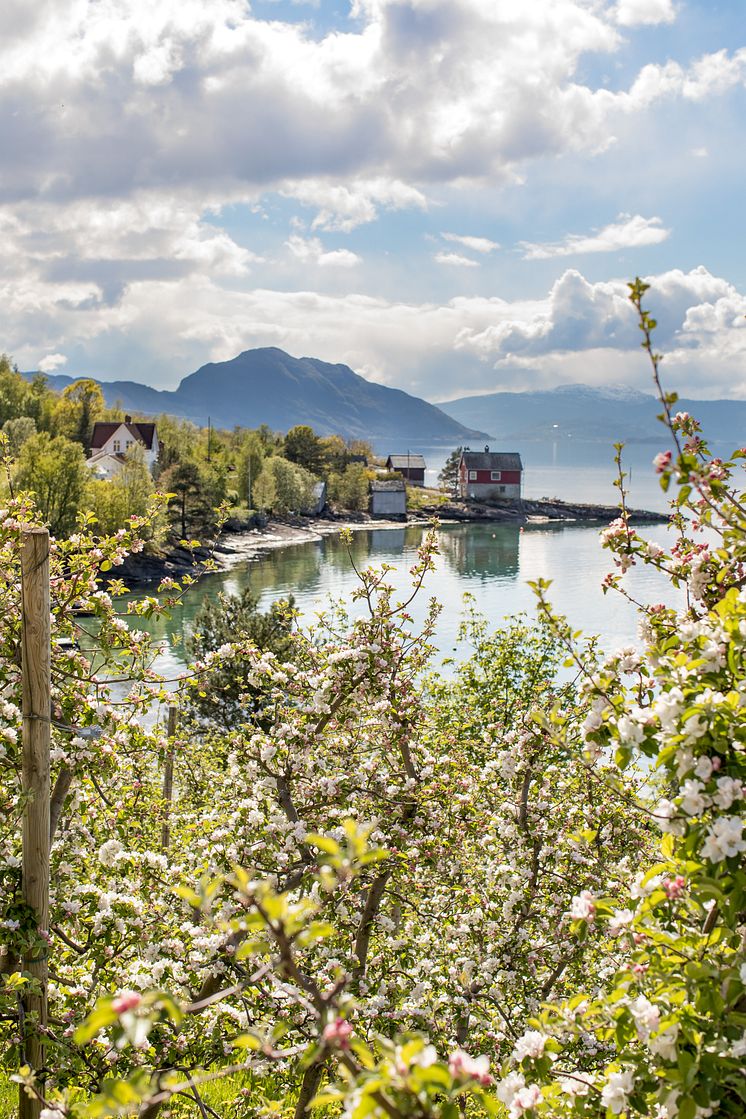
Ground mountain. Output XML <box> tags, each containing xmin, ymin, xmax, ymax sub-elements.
<box><xmin>29</xmin><ymin>348</ymin><xmax>487</xmax><ymax>446</ymax></box>
<box><xmin>438</xmin><ymin>384</ymin><xmax>746</xmax><ymax>448</ymax></box>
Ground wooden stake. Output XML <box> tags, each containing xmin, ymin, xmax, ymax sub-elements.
<box><xmin>20</xmin><ymin>528</ymin><xmax>51</xmax><ymax>1119</ymax></box>
<box><xmin>160</xmin><ymin>705</ymin><xmax>177</xmax><ymax>851</ymax></box>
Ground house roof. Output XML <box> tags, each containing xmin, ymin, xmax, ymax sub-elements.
<box><xmin>90</xmin><ymin>420</ymin><xmax>157</xmax><ymax>451</ymax></box>
<box><xmin>386</xmin><ymin>454</ymin><xmax>426</xmax><ymax>470</ymax></box>
<box><xmin>87</xmin><ymin>451</ymin><xmax>127</xmax><ymax>465</ymax></box>
<box><xmin>460</xmin><ymin>450</ymin><xmax>523</xmax><ymax>471</ymax></box>
<box><xmin>371</xmin><ymin>479</ymin><xmax>406</xmax><ymax>492</ymax></box>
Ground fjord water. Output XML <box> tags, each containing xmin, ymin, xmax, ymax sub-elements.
<box><xmin>129</xmin><ymin>452</ymin><xmax>689</xmax><ymax>689</ymax></box>
<box><xmin>139</xmin><ymin>516</ymin><xmax>680</xmax><ymax>686</ymax></box>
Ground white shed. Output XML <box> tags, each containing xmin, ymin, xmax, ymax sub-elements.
<box><xmin>370</xmin><ymin>480</ymin><xmax>406</xmax><ymax>518</ymax></box>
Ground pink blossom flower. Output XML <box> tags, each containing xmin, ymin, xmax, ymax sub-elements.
<box><xmin>112</xmin><ymin>990</ymin><xmax>142</xmax><ymax>1014</ymax></box>
<box><xmin>653</xmin><ymin>451</ymin><xmax>672</xmax><ymax>473</ymax></box>
<box><xmin>322</xmin><ymin>1018</ymin><xmax>353</xmax><ymax>1049</ymax></box>
<box><xmin>449</xmin><ymin>1048</ymin><xmax>493</xmax><ymax>1086</ymax></box>
<box><xmin>663</xmin><ymin>875</ymin><xmax>686</xmax><ymax>899</ymax></box>
<box><xmin>569</xmin><ymin>890</ymin><xmax>596</xmax><ymax>923</ymax></box>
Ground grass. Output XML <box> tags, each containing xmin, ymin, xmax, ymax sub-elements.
<box><xmin>406</xmin><ymin>485</ymin><xmax>449</xmax><ymax>512</ymax></box>
<box><xmin>0</xmin><ymin>1069</ymin><xmax>295</xmax><ymax>1118</ymax></box>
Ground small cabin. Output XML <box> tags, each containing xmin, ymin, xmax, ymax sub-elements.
<box><xmin>86</xmin><ymin>417</ymin><xmax>159</xmax><ymax>480</ymax></box>
<box><xmin>385</xmin><ymin>453</ymin><xmax>426</xmax><ymax>487</ymax></box>
<box><xmin>370</xmin><ymin>479</ymin><xmax>407</xmax><ymax>518</ymax></box>
<box><xmin>458</xmin><ymin>447</ymin><xmax>522</xmax><ymax>501</ymax></box>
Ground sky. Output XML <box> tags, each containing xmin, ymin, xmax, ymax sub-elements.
<box><xmin>3</xmin><ymin>0</ymin><xmax>746</xmax><ymax>403</ymax></box>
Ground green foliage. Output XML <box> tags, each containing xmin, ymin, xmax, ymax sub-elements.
<box><xmin>84</xmin><ymin>446</ymin><xmax>163</xmax><ymax>540</ymax></box>
<box><xmin>2</xmin><ymin>415</ymin><xmax>36</xmax><ymax>457</ymax></box>
<box><xmin>14</xmin><ymin>431</ymin><xmax>89</xmax><ymax>536</ymax></box>
<box><xmin>284</xmin><ymin>424</ymin><xmax>324</xmax><ymax>475</ymax></box>
<box><xmin>159</xmin><ymin>459</ymin><xmax>226</xmax><ymax>538</ymax></box>
<box><xmin>237</xmin><ymin>432</ymin><xmax>267</xmax><ymax>507</ymax></box>
<box><xmin>328</xmin><ymin>463</ymin><xmax>370</xmax><ymax>511</ymax></box>
<box><xmin>185</xmin><ymin>585</ymin><xmax>296</xmax><ymax>722</ymax></box>
<box><xmin>438</xmin><ymin>446</ymin><xmax>462</xmax><ymax>491</ymax></box>
<box><xmin>54</xmin><ymin>379</ymin><xmax>106</xmax><ymax>450</ymax></box>
<box><xmin>253</xmin><ymin>455</ymin><xmax>317</xmax><ymax>513</ymax></box>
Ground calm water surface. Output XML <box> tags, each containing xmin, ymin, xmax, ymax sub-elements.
<box><xmin>131</xmin><ymin>519</ymin><xmax>682</xmax><ymax>683</ymax></box>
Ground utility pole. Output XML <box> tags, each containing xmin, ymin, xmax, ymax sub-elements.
<box><xmin>207</xmin><ymin>416</ymin><xmax>212</xmax><ymax>464</ymax></box>
<box><xmin>247</xmin><ymin>456</ymin><xmax>252</xmax><ymax>510</ymax></box>
<box><xmin>20</xmin><ymin>527</ymin><xmax>51</xmax><ymax>1119</ymax></box>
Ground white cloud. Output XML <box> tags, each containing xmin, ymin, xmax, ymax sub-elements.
<box><xmin>285</xmin><ymin>235</ymin><xmax>361</xmax><ymax>267</ymax></box>
<box><xmin>434</xmin><ymin>252</ymin><xmax>480</xmax><ymax>268</ymax></box>
<box><xmin>318</xmin><ymin>249</ymin><xmax>362</xmax><ymax>268</ymax></box>
<box><xmin>615</xmin><ymin>0</ymin><xmax>675</xmax><ymax>28</ymax></box>
<box><xmin>3</xmin><ymin>264</ymin><xmax>745</xmax><ymax>402</ymax></box>
<box><xmin>1</xmin><ymin>0</ymin><xmax>734</xmax><ymax>215</ymax></box>
<box><xmin>521</xmin><ymin>214</ymin><xmax>670</xmax><ymax>259</ymax></box>
<box><xmin>442</xmin><ymin>233</ymin><xmax>499</xmax><ymax>254</ymax></box>
<box><xmin>38</xmin><ymin>352</ymin><xmax>67</xmax><ymax>373</ymax></box>
<box><xmin>284</xmin><ymin>179</ymin><xmax>428</xmax><ymax>233</ymax></box>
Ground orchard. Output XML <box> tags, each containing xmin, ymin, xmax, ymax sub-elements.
<box><xmin>1</xmin><ymin>284</ymin><xmax>744</xmax><ymax>1118</ymax></box>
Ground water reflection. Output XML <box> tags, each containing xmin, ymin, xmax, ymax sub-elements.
<box><xmin>120</xmin><ymin>519</ymin><xmax>683</xmax><ymax>680</ymax></box>
<box><xmin>439</xmin><ymin>524</ymin><xmax>520</xmax><ymax>581</ymax></box>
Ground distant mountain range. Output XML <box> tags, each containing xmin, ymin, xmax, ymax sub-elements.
<box><xmin>438</xmin><ymin>384</ymin><xmax>746</xmax><ymax>448</ymax></box>
<box><xmin>32</xmin><ymin>348</ymin><xmax>487</xmax><ymax>447</ymax></box>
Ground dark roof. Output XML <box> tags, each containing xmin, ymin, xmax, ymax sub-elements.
<box><xmin>460</xmin><ymin>450</ymin><xmax>522</xmax><ymax>471</ymax></box>
<box><xmin>90</xmin><ymin>421</ymin><xmax>157</xmax><ymax>450</ymax></box>
<box><xmin>371</xmin><ymin>480</ymin><xmax>406</xmax><ymax>492</ymax></box>
<box><xmin>386</xmin><ymin>454</ymin><xmax>426</xmax><ymax>470</ymax></box>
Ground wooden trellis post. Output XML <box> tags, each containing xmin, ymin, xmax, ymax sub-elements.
<box><xmin>160</xmin><ymin>704</ymin><xmax>178</xmax><ymax>851</ymax></box>
<box><xmin>20</xmin><ymin>527</ymin><xmax>51</xmax><ymax>1119</ymax></box>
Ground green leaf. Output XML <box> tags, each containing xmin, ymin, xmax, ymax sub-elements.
<box><xmin>74</xmin><ymin>1002</ymin><xmax>119</xmax><ymax>1045</ymax></box>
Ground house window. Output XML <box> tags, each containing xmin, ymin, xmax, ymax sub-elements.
<box><xmin>113</xmin><ymin>440</ymin><xmax>121</xmax><ymax>452</ymax></box>
<box><xmin>468</xmin><ymin>470</ymin><xmax>477</xmax><ymax>480</ymax></box>
<box><xmin>126</xmin><ymin>440</ymin><xmax>133</xmax><ymax>450</ymax></box>
<box><xmin>499</xmin><ymin>485</ymin><xmax>506</xmax><ymax>493</ymax></box>
<box><xmin>490</xmin><ymin>471</ymin><xmax>501</xmax><ymax>481</ymax></box>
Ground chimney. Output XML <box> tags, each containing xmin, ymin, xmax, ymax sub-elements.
<box><xmin>124</xmin><ymin>414</ymin><xmax>132</xmax><ymax>423</ymax></box>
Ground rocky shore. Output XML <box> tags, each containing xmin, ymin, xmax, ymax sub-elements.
<box><xmin>421</xmin><ymin>496</ymin><xmax>668</xmax><ymax>525</ymax></box>
<box><xmin>111</xmin><ymin>498</ymin><xmax>667</xmax><ymax>586</ymax></box>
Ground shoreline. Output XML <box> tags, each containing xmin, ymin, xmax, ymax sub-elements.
<box><xmin>114</xmin><ymin>498</ymin><xmax>668</xmax><ymax>586</ymax></box>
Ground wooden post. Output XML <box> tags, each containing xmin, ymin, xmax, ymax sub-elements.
<box><xmin>160</xmin><ymin>705</ymin><xmax>177</xmax><ymax>851</ymax></box>
<box><xmin>20</xmin><ymin>528</ymin><xmax>51</xmax><ymax>1119</ymax></box>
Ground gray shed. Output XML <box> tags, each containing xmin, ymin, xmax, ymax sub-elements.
<box><xmin>370</xmin><ymin>479</ymin><xmax>406</xmax><ymax>518</ymax></box>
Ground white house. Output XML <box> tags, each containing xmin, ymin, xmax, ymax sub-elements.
<box><xmin>86</xmin><ymin>417</ymin><xmax>159</xmax><ymax>480</ymax></box>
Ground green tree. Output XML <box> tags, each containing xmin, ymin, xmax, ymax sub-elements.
<box><xmin>253</xmin><ymin>456</ymin><xmax>316</xmax><ymax>513</ymax></box>
<box><xmin>159</xmin><ymin>459</ymin><xmax>226</xmax><ymax>538</ymax></box>
<box><xmin>328</xmin><ymin>462</ymin><xmax>370</xmax><ymax>510</ymax></box>
<box><xmin>1</xmin><ymin>416</ymin><xmax>36</xmax><ymax>457</ymax></box>
<box><xmin>320</xmin><ymin>433</ymin><xmax>349</xmax><ymax>473</ymax></box>
<box><xmin>53</xmin><ymin>379</ymin><xmax>106</xmax><ymax>451</ymax></box>
<box><xmin>237</xmin><ymin>432</ymin><xmax>266</xmax><ymax>508</ymax></box>
<box><xmin>186</xmin><ymin>586</ymin><xmax>296</xmax><ymax>722</ymax></box>
<box><xmin>0</xmin><ymin>356</ymin><xmax>34</xmax><ymax>426</ymax></box>
<box><xmin>284</xmin><ymin>424</ymin><xmax>324</xmax><ymax>475</ymax></box>
<box><xmin>153</xmin><ymin>415</ymin><xmax>200</xmax><ymax>473</ymax></box>
<box><xmin>438</xmin><ymin>446</ymin><xmax>462</xmax><ymax>491</ymax></box>
<box><xmin>14</xmin><ymin>432</ymin><xmax>89</xmax><ymax>536</ymax></box>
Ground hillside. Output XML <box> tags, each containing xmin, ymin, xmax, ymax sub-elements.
<box><xmin>438</xmin><ymin>383</ymin><xmax>746</xmax><ymax>447</ymax></box>
<box><xmin>33</xmin><ymin>348</ymin><xmax>487</xmax><ymax>445</ymax></box>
